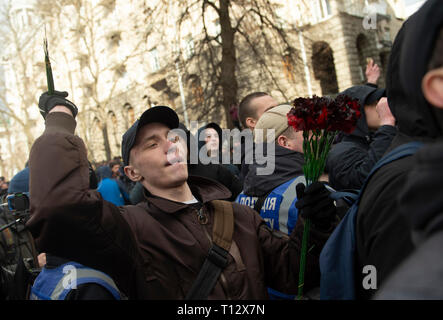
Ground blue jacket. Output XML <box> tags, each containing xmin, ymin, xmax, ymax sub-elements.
<box><xmin>96</xmin><ymin>166</ymin><xmax>129</xmax><ymax>206</ymax></box>
<box><xmin>98</xmin><ymin>178</ymin><xmax>129</xmax><ymax>206</ymax></box>
<box><xmin>236</xmin><ymin>176</ymin><xmax>306</xmax><ymax>235</ymax></box>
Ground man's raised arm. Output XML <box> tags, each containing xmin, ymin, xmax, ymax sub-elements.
<box><xmin>26</xmin><ymin>91</ymin><xmax>143</xmax><ymax>298</ymax></box>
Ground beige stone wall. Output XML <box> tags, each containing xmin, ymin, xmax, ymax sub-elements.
<box><xmin>1</xmin><ymin>0</ymin><xmax>407</xmax><ymax>174</ymax></box>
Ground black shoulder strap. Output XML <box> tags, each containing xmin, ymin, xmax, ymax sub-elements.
<box><xmin>185</xmin><ymin>200</ymin><xmax>234</xmax><ymax>300</ymax></box>
<box><xmin>253</xmin><ymin>190</ymin><xmax>273</xmax><ymax>213</ymax></box>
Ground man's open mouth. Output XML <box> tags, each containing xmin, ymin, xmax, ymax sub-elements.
<box><xmin>166</xmin><ymin>156</ymin><xmax>184</xmax><ymax>166</ymax></box>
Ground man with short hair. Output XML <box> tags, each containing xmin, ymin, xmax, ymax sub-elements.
<box><xmin>109</xmin><ymin>161</ymin><xmax>121</xmax><ymax>179</ymax></box>
<box><xmin>27</xmin><ymin>98</ymin><xmax>336</xmax><ymax>299</ymax></box>
<box><xmin>239</xmin><ymin>104</ymin><xmax>333</xmax><ymax>238</ymax></box>
<box><xmin>238</xmin><ymin>92</ymin><xmax>278</xmax><ymax>131</ymax></box>
<box><xmin>237</xmin><ymin>92</ymin><xmax>278</xmax><ymax>182</ymax></box>
<box><xmin>236</xmin><ymin>104</ymin><xmax>337</xmax><ymax>299</ymax></box>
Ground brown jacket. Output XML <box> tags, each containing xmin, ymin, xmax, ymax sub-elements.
<box><xmin>27</xmin><ymin>112</ymin><xmax>331</xmax><ymax>299</ymax></box>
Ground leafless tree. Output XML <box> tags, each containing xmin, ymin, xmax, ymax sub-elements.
<box><xmin>167</xmin><ymin>0</ymin><xmax>315</xmax><ymax>128</ymax></box>
<box><xmin>38</xmin><ymin>0</ymin><xmax>156</xmax><ymax>161</ymax></box>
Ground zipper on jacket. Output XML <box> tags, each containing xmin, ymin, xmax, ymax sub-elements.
<box><xmin>197</xmin><ymin>208</ymin><xmax>208</xmax><ymax>224</ymax></box>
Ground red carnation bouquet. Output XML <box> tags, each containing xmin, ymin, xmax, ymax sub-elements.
<box><xmin>287</xmin><ymin>94</ymin><xmax>361</xmax><ymax>299</ymax></box>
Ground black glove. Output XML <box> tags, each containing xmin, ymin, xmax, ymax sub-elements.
<box><xmin>295</xmin><ymin>181</ymin><xmax>336</xmax><ymax>231</ymax></box>
<box><xmin>38</xmin><ymin>90</ymin><xmax>78</xmax><ymax>119</ymax></box>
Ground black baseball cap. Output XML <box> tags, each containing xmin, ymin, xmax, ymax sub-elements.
<box><xmin>121</xmin><ymin>106</ymin><xmax>179</xmax><ymax>166</ymax></box>
<box><xmin>365</xmin><ymin>88</ymin><xmax>386</xmax><ymax>106</ymax></box>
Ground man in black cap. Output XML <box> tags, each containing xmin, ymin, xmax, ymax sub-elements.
<box><xmin>26</xmin><ymin>96</ymin><xmax>337</xmax><ymax>299</ymax></box>
<box><xmin>325</xmin><ymin>85</ymin><xmax>396</xmax><ymax>191</ymax></box>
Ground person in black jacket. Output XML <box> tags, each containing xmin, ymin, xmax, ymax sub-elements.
<box><xmin>325</xmin><ymin>85</ymin><xmax>397</xmax><ymax>191</ymax></box>
<box><xmin>197</xmin><ymin>122</ymin><xmax>240</xmax><ymax>178</ymax></box>
<box><xmin>354</xmin><ymin>0</ymin><xmax>443</xmax><ymax>299</ymax></box>
<box><xmin>374</xmin><ymin>2</ymin><xmax>443</xmax><ymax>300</ymax></box>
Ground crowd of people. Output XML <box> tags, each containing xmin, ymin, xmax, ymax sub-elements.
<box><xmin>0</xmin><ymin>0</ymin><xmax>442</xmax><ymax>301</ymax></box>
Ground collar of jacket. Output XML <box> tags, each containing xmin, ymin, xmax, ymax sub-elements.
<box><xmin>141</xmin><ymin>175</ymin><xmax>232</xmax><ymax>213</ymax></box>
<box><xmin>342</xmin><ymin>132</ymin><xmax>374</xmax><ymax>145</ymax></box>
<box><xmin>242</xmin><ymin>144</ymin><xmax>305</xmax><ymax>197</ymax></box>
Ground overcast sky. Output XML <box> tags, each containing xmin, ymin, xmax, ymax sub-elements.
<box><xmin>404</xmin><ymin>0</ymin><xmax>424</xmax><ymax>5</ymax></box>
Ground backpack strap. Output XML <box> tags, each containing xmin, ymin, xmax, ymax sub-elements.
<box><xmin>253</xmin><ymin>191</ymin><xmax>272</xmax><ymax>213</ymax></box>
<box><xmin>319</xmin><ymin>141</ymin><xmax>424</xmax><ymax>300</ymax></box>
<box><xmin>329</xmin><ymin>191</ymin><xmax>359</xmax><ymax>206</ymax></box>
<box><xmin>357</xmin><ymin>141</ymin><xmax>424</xmax><ymax>204</ymax></box>
<box><xmin>185</xmin><ymin>200</ymin><xmax>234</xmax><ymax>300</ymax></box>
<box><xmin>211</xmin><ymin>200</ymin><xmax>234</xmax><ymax>252</ymax></box>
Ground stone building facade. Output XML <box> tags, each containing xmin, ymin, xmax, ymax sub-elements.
<box><xmin>0</xmin><ymin>0</ymin><xmax>408</xmax><ymax>177</ymax></box>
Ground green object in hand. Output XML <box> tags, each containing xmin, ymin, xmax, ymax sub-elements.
<box><xmin>44</xmin><ymin>36</ymin><xmax>54</xmax><ymax>95</ymax></box>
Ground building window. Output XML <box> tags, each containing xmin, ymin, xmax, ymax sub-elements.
<box><xmin>127</xmin><ymin>106</ymin><xmax>135</xmax><ymax>125</ymax></box>
<box><xmin>149</xmin><ymin>49</ymin><xmax>160</xmax><ymax>72</ymax></box>
<box><xmin>115</xmin><ymin>64</ymin><xmax>127</xmax><ymax>77</ymax></box>
<box><xmin>109</xmin><ymin>31</ymin><xmax>121</xmax><ymax>49</ymax></box>
<box><xmin>282</xmin><ymin>55</ymin><xmax>294</xmax><ymax>81</ymax></box>
<box><xmin>213</xmin><ymin>18</ymin><xmax>221</xmax><ymax>42</ymax></box>
<box><xmin>312</xmin><ymin>0</ymin><xmax>332</xmax><ymax>22</ymax></box>
<box><xmin>84</xmin><ymin>84</ymin><xmax>93</xmax><ymax>96</ymax></box>
<box><xmin>321</xmin><ymin>0</ymin><xmax>332</xmax><ymax>18</ymax></box>
<box><xmin>190</xmin><ymin>78</ymin><xmax>204</xmax><ymax>104</ymax></box>
<box><xmin>78</xmin><ymin>54</ymin><xmax>88</xmax><ymax>69</ymax></box>
<box><xmin>274</xmin><ymin>3</ymin><xmax>287</xmax><ymax>28</ymax></box>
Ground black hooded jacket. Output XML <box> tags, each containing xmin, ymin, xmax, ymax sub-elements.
<box><xmin>325</xmin><ymin>85</ymin><xmax>396</xmax><ymax>191</ymax></box>
<box><xmin>197</xmin><ymin>122</ymin><xmax>241</xmax><ymax>178</ymax></box>
<box><xmin>354</xmin><ymin>0</ymin><xmax>443</xmax><ymax>299</ymax></box>
<box><xmin>242</xmin><ymin>143</ymin><xmax>304</xmax><ymax>197</ymax></box>
<box><xmin>375</xmin><ymin>141</ymin><xmax>443</xmax><ymax>299</ymax></box>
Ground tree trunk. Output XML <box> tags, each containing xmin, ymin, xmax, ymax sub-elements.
<box><xmin>219</xmin><ymin>0</ymin><xmax>237</xmax><ymax>129</ymax></box>
<box><xmin>102</xmin><ymin>123</ymin><xmax>112</xmax><ymax>162</ymax></box>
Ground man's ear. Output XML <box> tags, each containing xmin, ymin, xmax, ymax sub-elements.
<box><xmin>276</xmin><ymin>135</ymin><xmax>287</xmax><ymax>148</ymax></box>
<box><xmin>422</xmin><ymin>67</ymin><xmax>443</xmax><ymax>109</ymax></box>
<box><xmin>245</xmin><ymin>117</ymin><xmax>256</xmax><ymax>130</ymax></box>
<box><xmin>124</xmin><ymin>165</ymin><xmax>142</xmax><ymax>182</ymax></box>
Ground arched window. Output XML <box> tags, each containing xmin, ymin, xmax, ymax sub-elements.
<box><xmin>188</xmin><ymin>75</ymin><xmax>204</xmax><ymax>105</ymax></box>
<box><xmin>282</xmin><ymin>54</ymin><xmax>295</xmax><ymax>81</ymax></box>
<box><xmin>123</xmin><ymin>103</ymin><xmax>135</xmax><ymax>129</ymax></box>
<box><xmin>311</xmin><ymin>41</ymin><xmax>339</xmax><ymax>95</ymax></box>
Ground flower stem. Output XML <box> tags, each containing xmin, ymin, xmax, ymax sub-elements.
<box><xmin>297</xmin><ymin>218</ymin><xmax>311</xmax><ymax>299</ymax></box>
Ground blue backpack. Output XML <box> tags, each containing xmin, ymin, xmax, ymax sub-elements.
<box><xmin>319</xmin><ymin>142</ymin><xmax>423</xmax><ymax>300</ymax></box>
<box><xmin>30</xmin><ymin>261</ymin><xmax>122</xmax><ymax>300</ymax></box>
